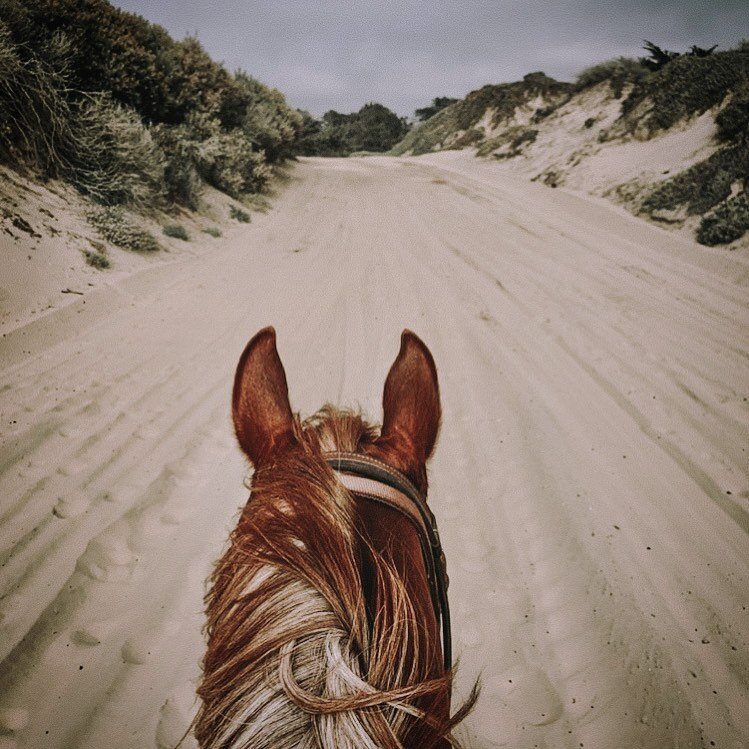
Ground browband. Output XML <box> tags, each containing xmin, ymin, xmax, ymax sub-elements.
<box><xmin>324</xmin><ymin>452</ymin><xmax>452</xmax><ymax>675</ymax></box>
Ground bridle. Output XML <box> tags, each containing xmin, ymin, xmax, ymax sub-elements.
<box><xmin>325</xmin><ymin>452</ymin><xmax>452</xmax><ymax>675</ymax></box>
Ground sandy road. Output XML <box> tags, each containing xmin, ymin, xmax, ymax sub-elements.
<box><xmin>0</xmin><ymin>154</ymin><xmax>747</xmax><ymax>748</ymax></box>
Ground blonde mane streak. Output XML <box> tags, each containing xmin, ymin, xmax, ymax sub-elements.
<box><xmin>196</xmin><ymin>407</ymin><xmax>470</xmax><ymax>749</ymax></box>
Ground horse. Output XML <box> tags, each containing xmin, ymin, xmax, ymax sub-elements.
<box><xmin>195</xmin><ymin>327</ymin><xmax>478</xmax><ymax>748</ymax></box>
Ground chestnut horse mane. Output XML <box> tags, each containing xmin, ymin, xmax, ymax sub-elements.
<box><xmin>195</xmin><ymin>406</ymin><xmax>477</xmax><ymax>748</ymax></box>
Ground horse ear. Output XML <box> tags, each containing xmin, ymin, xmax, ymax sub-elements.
<box><xmin>378</xmin><ymin>330</ymin><xmax>441</xmax><ymax>472</ymax></box>
<box><xmin>232</xmin><ymin>327</ymin><xmax>297</xmax><ymax>465</ymax></box>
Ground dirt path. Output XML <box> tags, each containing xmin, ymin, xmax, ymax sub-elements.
<box><xmin>1</xmin><ymin>155</ymin><xmax>747</xmax><ymax>749</ymax></box>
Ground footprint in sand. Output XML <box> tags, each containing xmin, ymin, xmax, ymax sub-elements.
<box><xmin>76</xmin><ymin>533</ymin><xmax>135</xmax><ymax>581</ymax></box>
<box><xmin>121</xmin><ymin>638</ymin><xmax>151</xmax><ymax>665</ymax></box>
<box><xmin>58</xmin><ymin>424</ymin><xmax>84</xmax><ymax>438</ymax></box>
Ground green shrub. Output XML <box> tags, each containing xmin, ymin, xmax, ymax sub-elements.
<box><xmin>474</xmin><ymin>125</ymin><xmax>526</xmax><ymax>157</ymax></box>
<box><xmin>151</xmin><ymin>122</ymin><xmax>203</xmax><ymax>209</ymax></box>
<box><xmin>450</xmin><ymin>128</ymin><xmax>484</xmax><ymax>149</ymax></box>
<box><xmin>622</xmin><ymin>51</ymin><xmax>749</xmax><ymax>133</ymax></box>
<box><xmin>202</xmin><ymin>226</ymin><xmax>221</xmax><ymax>237</ymax></box>
<box><xmin>531</xmin><ymin>104</ymin><xmax>559</xmax><ymax>123</ymax></box>
<box><xmin>511</xmin><ymin>129</ymin><xmax>538</xmax><ymax>148</ymax></box>
<box><xmin>696</xmin><ymin>192</ymin><xmax>749</xmax><ymax>245</ymax></box>
<box><xmin>297</xmin><ymin>102</ymin><xmax>407</xmax><ymax>157</ymax></box>
<box><xmin>153</xmin><ymin>115</ymin><xmax>271</xmax><ymax>205</ymax></box>
<box><xmin>202</xmin><ymin>127</ymin><xmax>271</xmax><ymax>196</ymax></box>
<box><xmin>0</xmin><ymin>25</ymin><xmax>165</xmax><ymax>208</ymax></box>
<box><xmin>0</xmin><ymin>22</ymin><xmax>78</xmax><ymax>173</ymax></box>
<box><xmin>642</xmin><ymin>142</ymin><xmax>748</xmax><ymax>217</ymax></box>
<box><xmin>69</xmin><ymin>93</ymin><xmax>165</xmax><ymax>207</ymax></box>
<box><xmin>87</xmin><ymin>206</ymin><xmax>159</xmax><ymax>251</ymax></box>
<box><xmin>229</xmin><ymin>204</ymin><xmax>250</xmax><ymax>223</ymax></box>
<box><xmin>243</xmin><ymin>192</ymin><xmax>271</xmax><ymax>212</ymax></box>
<box><xmin>0</xmin><ymin>2</ymin><xmax>296</xmax><ymax>209</ymax></box>
<box><xmin>83</xmin><ymin>248</ymin><xmax>110</xmax><ymax>268</ymax></box>
<box><xmin>163</xmin><ymin>223</ymin><xmax>188</xmax><ymax>240</ymax></box>
<box><xmin>575</xmin><ymin>57</ymin><xmax>650</xmax><ymax>98</ymax></box>
<box><xmin>716</xmin><ymin>83</ymin><xmax>749</xmax><ymax>141</ymax></box>
<box><xmin>237</xmin><ymin>73</ymin><xmax>302</xmax><ymax>162</ymax></box>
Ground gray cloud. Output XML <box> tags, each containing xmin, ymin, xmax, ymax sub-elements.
<box><xmin>115</xmin><ymin>0</ymin><xmax>748</xmax><ymax>116</ymax></box>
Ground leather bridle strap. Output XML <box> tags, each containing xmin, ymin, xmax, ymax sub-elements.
<box><xmin>324</xmin><ymin>452</ymin><xmax>452</xmax><ymax>674</ymax></box>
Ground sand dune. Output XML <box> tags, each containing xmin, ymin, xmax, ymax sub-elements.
<box><xmin>0</xmin><ymin>154</ymin><xmax>747</xmax><ymax>748</ymax></box>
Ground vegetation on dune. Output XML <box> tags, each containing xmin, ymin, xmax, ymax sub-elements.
<box><xmin>83</xmin><ymin>247</ymin><xmax>110</xmax><ymax>268</ymax></box>
<box><xmin>87</xmin><ymin>206</ymin><xmax>160</xmax><ymax>252</ymax></box>
<box><xmin>163</xmin><ymin>223</ymin><xmax>189</xmax><ymax>241</ymax></box>
<box><xmin>621</xmin><ymin>46</ymin><xmax>749</xmax><ymax>134</ymax></box>
<box><xmin>296</xmin><ymin>103</ymin><xmax>408</xmax><ymax>156</ymax></box>
<box><xmin>574</xmin><ymin>57</ymin><xmax>649</xmax><ymax>98</ymax></box>
<box><xmin>391</xmin><ymin>73</ymin><xmax>572</xmax><ymax>156</ymax></box>
<box><xmin>697</xmin><ymin>192</ymin><xmax>749</xmax><ymax>246</ymax></box>
<box><xmin>415</xmin><ymin>97</ymin><xmax>459</xmax><ymax>122</ymax></box>
<box><xmin>229</xmin><ymin>205</ymin><xmax>251</xmax><ymax>223</ymax></box>
<box><xmin>0</xmin><ymin>0</ymin><xmax>301</xmax><ymax>220</ymax></box>
<box><xmin>628</xmin><ymin>42</ymin><xmax>749</xmax><ymax>246</ymax></box>
<box><xmin>642</xmin><ymin>141</ymin><xmax>748</xmax><ymax>218</ymax></box>
<box><xmin>392</xmin><ymin>40</ymin><xmax>749</xmax><ymax>246</ymax></box>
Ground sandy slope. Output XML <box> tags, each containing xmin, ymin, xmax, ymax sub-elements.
<box><xmin>1</xmin><ymin>154</ymin><xmax>747</xmax><ymax>749</ymax></box>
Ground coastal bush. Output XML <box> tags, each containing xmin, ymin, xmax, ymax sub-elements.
<box><xmin>511</xmin><ymin>129</ymin><xmax>538</xmax><ymax>149</ymax></box>
<box><xmin>622</xmin><ymin>50</ymin><xmax>749</xmax><ymax>133</ymax></box>
<box><xmin>392</xmin><ymin>73</ymin><xmax>571</xmax><ymax>156</ymax></box>
<box><xmin>202</xmin><ymin>226</ymin><xmax>221</xmax><ymax>237</ymax></box>
<box><xmin>415</xmin><ymin>97</ymin><xmax>459</xmax><ymax>122</ymax></box>
<box><xmin>297</xmin><ymin>102</ymin><xmax>407</xmax><ymax>156</ymax></box>
<box><xmin>450</xmin><ymin>128</ymin><xmax>484</xmax><ymax>149</ymax></box>
<box><xmin>642</xmin><ymin>142</ymin><xmax>748</xmax><ymax>217</ymax></box>
<box><xmin>643</xmin><ymin>159</ymin><xmax>730</xmax><ymax>217</ymax></box>
<box><xmin>0</xmin><ymin>0</ymin><xmax>300</xmax><ymax>210</ymax></box>
<box><xmin>163</xmin><ymin>223</ymin><xmax>188</xmax><ymax>240</ymax></box>
<box><xmin>238</xmin><ymin>73</ymin><xmax>302</xmax><ymax>162</ymax></box>
<box><xmin>83</xmin><ymin>248</ymin><xmax>110</xmax><ymax>268</ymax></box>
<box><xmin>531</xmin><ymin>104</ymin><xmax>559</xmax><ymax>123</ymax></box>
<box><xmin>203</xmin><ymin>129</ymin><xmax>271</xmax><ymax>196</ymax></box>
<box><xmin>0</xmin><ymin>22</ymin><xmax>78</xmax><ymax>173</ymax></box>
<box><xmin>87</xmin><ymin>206</ymin><xmax>160</xmax><ymax>251</ymax></box>
<box><xmin>575</xmin><ymin>57</ymin><xmax>649</xmax><ymax>98</ymax></box>
<box><xmin>151</xmin><ymin>123</ymin><xmax>203</xmax><ymax>209</ymax></box>
<box><xmin>69</xmin><ymin>93</ymin><xmax>165</xmax><ymax>207</ymax></box>
<box><xmin>229</xmin><ymin>204</ymin><xmax>251</xmax><ymax>223</ymax></box>
<box><xmin>696</xmin><ymin>192</ymin><xmax>749</xmax><ymax>245</ymax></box>
<box><xmin>716</xmin><ymin>83</ymin><xmax>749</xmax><ymax>141</ymax></box>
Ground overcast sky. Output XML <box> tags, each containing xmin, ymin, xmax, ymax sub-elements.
<box><xmin>114</xmin><ymin>1</ymin><xmax>748</xmax><ymax>118</ymax></box>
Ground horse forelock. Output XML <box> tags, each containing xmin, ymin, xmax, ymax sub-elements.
<box><xmin>195</xmin><ymin>406</ymin><xmax>474</xmax><ymax>749</ymax></box>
